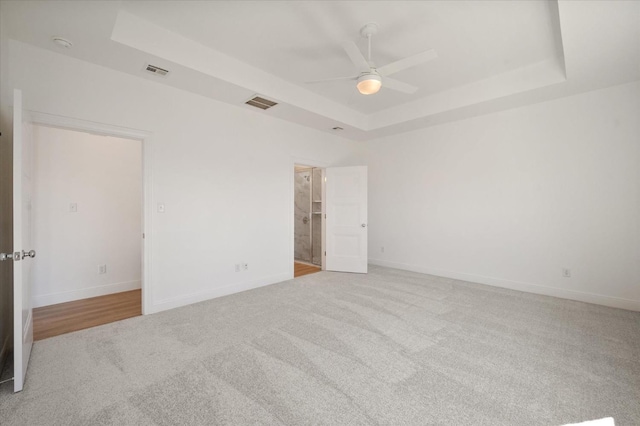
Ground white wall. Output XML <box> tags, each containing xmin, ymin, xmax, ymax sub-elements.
<box><xmin>1</xmin><ymin>40</ymin><xmax>365</xmax><ymax>314</ymax></box>
<box><xmin>368</xmin><ymin>81</ymin><xmax>640</xmax><ymax>311</ymax></box>
<box><xmin>31</xmin><ymin>125</ymin><xmax>142</xmax><ymax>307</ymax></box>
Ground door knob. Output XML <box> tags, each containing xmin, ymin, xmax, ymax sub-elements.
<box><xmin>361</xmin><ymin>223</ymin><xmax>367</xmax><ymax>228</ymax></box>
<box><xmin>303</xmin><ymin>217</ymin><xmax>309</xmax><ymax>224</ymax></box>
<box><xmin>22</xmin><ymin>249</ymin><xmax>36</xmax><ymax>259</ymax></box>
<box><xmin>0</xmin><ymin>252</ymin><xmax>20</xmax><ymax>261</ymax></box>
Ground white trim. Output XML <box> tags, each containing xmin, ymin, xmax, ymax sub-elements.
<box><xmin>149</xmin><ymin>272</ymin><xmax>290</xmax><ymax>314</ymax></box>
<box><xmin>141</xmin><ymin>128</ymin><xmax>153</xmax><ymax>315</ymax></box>
<box><xmin>28</xmin><ymin>111</ymin><xmax>151</xmax><ymax>140</ymax></box>
<box><xmin>320</xmin><ymin>168</ymin><xmax>326</xmax><ymax>272</ymax></box>
<box><xmin>291</xmin><ymin>157</ymin><xmax>328</xmax><ymax>278</ymax></box>
<box><xmin>369</xmin><ymin>258</ymin><xmax>640</xmax><ymax>312</ymax></box>
<box><xmin>27</xmin><ymin>111</ymin><xmax>153</xmax><ymax>314</ymax></box>
<box><xmin>33</xmin><ymin>280</ymin><xmax>142</xmax><ymax>308</ymax></box>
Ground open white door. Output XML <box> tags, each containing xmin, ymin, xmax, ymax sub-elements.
<box><xmin>13</xmin><ymin>89</ymin><xmax>35</xmax><ymax>392</ymax></box>
<box><xmin>325</xmin><ymin>166</ymin><xmax>368</xmax><ymax>273</ymax></box>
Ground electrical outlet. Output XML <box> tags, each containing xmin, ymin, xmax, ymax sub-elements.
<box><xmin>98</xmin><ymin>264</ymin><xmax>107</xmax><ymax>274</ymax></box>
<box><xmin>235</xmin><ymin>264</ymin><xmax>241</xmax><ymax>272</ymax></box>
<box><xmin>70</xmin><ymin>203</ymin><xmax>78</xmax><ymax>213</ymax></box>
<box><xmin>562</xmin><ymin>268</ymin><xmax>571</xmax><ymax>278</ymax></box>
<box><xmin>242</xmin><ymin>262</ymin><xmax>248</xmax><ymax>271</ymax></box>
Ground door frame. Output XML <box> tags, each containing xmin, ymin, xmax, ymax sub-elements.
<box><xmin>27</xmin><ymin>111</ymin><xmax>153</xmax><ymax>315</ymax></box>
<box><xmin>290</xmin><ymin>157</ymin><xmax>327</xmax><ymax>278</ymax></box>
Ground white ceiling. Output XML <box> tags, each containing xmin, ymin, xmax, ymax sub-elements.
<box><xmin>119</xmin><ymin>0</ymin><xmax>559</xmax><ymax>114</ymax></box>
<box><xmin>2</xmin><ymin>1</ymin><xmax>639</xmax><ymax>140</ymax></box>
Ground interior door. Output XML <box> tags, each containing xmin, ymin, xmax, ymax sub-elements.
<box><xmin>13</xmin><ymin>89</ymin><xmax>35</xmax><ymax>392</ymax></box>
<box><xmin>325</xmin><ymin>166</ymin><xmax>368</xmax><ymax>273</ymax></box>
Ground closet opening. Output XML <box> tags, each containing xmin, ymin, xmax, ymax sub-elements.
<box><xmin>30</xmin><ymin>124</ymin><xmax>143</xmax><ymax>340</ymax></box>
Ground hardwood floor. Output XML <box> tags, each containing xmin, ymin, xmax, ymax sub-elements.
<box><xmin>33</xmin><ymin>290</ymin><xmax>141</xmax><ymax>341</ymax></box>
<box><xmin>294</xmin><ymin>262</ymin><xmax>321</xmax><ymax>277</ymax></box>
<box><xmin>33</xmin><ymin>266</ymin><xmax>319</xmax><ymax>341</ymax></box>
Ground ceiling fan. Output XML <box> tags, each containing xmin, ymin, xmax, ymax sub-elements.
<box><xmin>307</xmin><ymin>22</ymin><xmax>437</xmax><ymax>95</ymax></box>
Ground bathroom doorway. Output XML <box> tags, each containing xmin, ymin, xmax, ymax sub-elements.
<box><xmin>294</xmin><ymin>165</ymin><xmax>324</xmax><ymax>277</ymax></box>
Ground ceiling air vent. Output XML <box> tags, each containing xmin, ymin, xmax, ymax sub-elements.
<box><xmin>245</xmin><ymin>96</ymin><xmax>278</xmax><ymax>110</ymax></box>
<box><xmin>144</xmin><ymin>64</ymin><xmax>169</xmax><ymax>77</ymax></box>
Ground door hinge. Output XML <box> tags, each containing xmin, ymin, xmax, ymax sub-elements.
<box><xmin>324</xmin><ymin>251</ymin><xmax>326</xmax><ymax>256</ymax></box>
<box><xmin>142</xmin><ymin>233</ymin><xmax>145</xmax><ymax>239</ymax></box>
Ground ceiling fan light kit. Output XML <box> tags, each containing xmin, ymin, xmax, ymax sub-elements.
<box><xmin>357</xmin><ymin>73</ymin><xmax>382</xmax><ymax>95</ymax></box>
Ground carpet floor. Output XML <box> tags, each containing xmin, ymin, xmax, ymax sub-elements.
<box><xmin>1</xmin><ymin>266</ymin><xmax>639</xmax><ymax>425</ymax></box>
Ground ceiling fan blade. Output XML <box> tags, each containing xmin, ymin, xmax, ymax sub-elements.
<box><xmin>342</xmin><ymin>41</ymin><xmax>370</xmax><ymax>72</ymax></box>
<box><xmin>382</xmin><ymin>77</ymin><xmax>419</xmax><ymax>94</ymax></box>
<box><xmin>305</xmin><ymin>76</ymin><xmax>356</xmax><ymax>84</ymax></box>
<box><xmin>377</xmin><ymin>49</ymin><xmax>438</xmax><ymax>77</ymax></box>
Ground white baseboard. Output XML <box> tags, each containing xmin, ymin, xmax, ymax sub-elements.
<box><xmin>33</xmin><ymin>280</ymin><xmax>142</xmax><ymax>308</ymax></box>
<box><xmin>369</xmin><ymin>258</ymin><xmax>640</xmax><ymax>312</ymax></box>
<box><xmin>150</xmin><ymin>272</ymin><xmax>291</xmax><ymax>314</ymax></box>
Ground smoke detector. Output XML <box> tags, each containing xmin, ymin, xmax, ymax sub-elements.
<box><xmin>52</xmin><ymin>37</ymin><xmax>73</xmax><ymax>49</ymax></box>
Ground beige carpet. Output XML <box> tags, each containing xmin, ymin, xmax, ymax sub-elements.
<box><xmin>1</xmin><ymin>266</ymin><xmax>639</xmax><ymax>425</ymax></box>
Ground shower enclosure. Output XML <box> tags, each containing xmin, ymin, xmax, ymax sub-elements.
<box><xmin>294</xmin><ymin>167</ymin><xmax>322</xmax><ymax>266</ymax></box>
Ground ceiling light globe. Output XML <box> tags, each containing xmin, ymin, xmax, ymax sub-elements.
<box><xmin>357</xmin><ymin>74</ymin><xmax>382</xmax><ymax>95</ymax></box>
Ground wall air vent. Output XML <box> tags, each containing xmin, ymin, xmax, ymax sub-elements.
<box><xmin>144</xmin><ymin>64</ymin><xmax>169</xmax><ymax>77</ymax></box>
<box><xmin>245</xmin><ymin>96</ymin><xmax>278</xmax><ymax>110</ymax></box>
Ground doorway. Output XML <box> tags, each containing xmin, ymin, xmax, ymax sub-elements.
<box><xmin>294</xmin><ymin>164</ymin><xmax>323</xmax><ymax>277</ymax></box>
<box><xmin>30</xmin><ymin>123</ymin><xmax>143</xmax><ymax>340</ymax></box>
<box><xmin>8</xmin><ymin>98</ymin><xmax>152</xmax><ymax>391</ymax></box>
